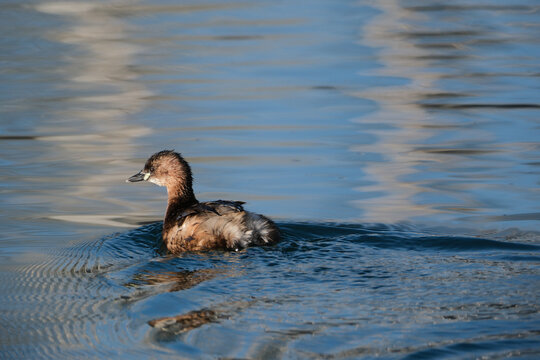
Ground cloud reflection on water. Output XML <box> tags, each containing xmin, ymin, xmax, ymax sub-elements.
<box><xmin>350</xmin><ymin>0</ymin><xmax>540</xmax><ymax>227</ymax></box>
<box><xmin>33</xmin><ymin>1</ymin><xmax>154</xmax><ymax>225</ymax></box>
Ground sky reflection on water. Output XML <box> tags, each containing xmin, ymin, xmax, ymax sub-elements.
<box><xmin>1</xmin><ymin>0</ymin><xmax>538</xmax><ymax>232</ymax></box>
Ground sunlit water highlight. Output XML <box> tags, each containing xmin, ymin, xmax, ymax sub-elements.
<box><xmin>1</xmin><ymin>0</ymin><xmax>539</xmax><ymax>358</ymax></box>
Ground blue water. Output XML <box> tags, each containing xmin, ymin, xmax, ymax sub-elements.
<box><xmin>1</xmin><ymin>0</ymin><xmax>540</xmax><ymax>358</ymax></box>
<box><xmin>3</xmin><ymin>222</ymin><xmax>540</xmax><ymax>358</ymax></box>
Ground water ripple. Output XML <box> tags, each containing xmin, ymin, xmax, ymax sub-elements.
<box><xmin>1</xmin><ymin>221</ymin><xmax>539</xmax><ymax>358</ymax></box>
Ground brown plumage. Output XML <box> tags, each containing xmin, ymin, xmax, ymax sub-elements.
<box><xmin>127</xmin><ymin>150</ymin><xmax>280</xmax><ymax>253</ymax></box>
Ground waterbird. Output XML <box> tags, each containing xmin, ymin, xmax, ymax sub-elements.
<box><xmin>127</xmin><ymin>150</ymin><xmax>280</xmax><ymax>253</ymax></box>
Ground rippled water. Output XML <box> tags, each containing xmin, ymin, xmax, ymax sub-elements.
<box><xmin>3</xmin><ymin>222</ymin><xmax>540</xmax><ymax>358</ymax></box>
<box><xmin>1</xmin><ymin>0</ymin><xmax>539</xmax><ymax>359</ymax></box>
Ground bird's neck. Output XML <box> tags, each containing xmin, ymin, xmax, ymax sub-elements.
<box><xmin>163</xmin><ymin>185</ymin><xmax>198</xmax><ymax>232</ymax></box>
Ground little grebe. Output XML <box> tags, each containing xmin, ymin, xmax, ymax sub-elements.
<box><xmin>127</xmin><ymin>150</ymin><xmax>280</xmax><ymax>252</ymax></box>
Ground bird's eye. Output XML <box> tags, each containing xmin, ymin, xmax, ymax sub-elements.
<box><xmin>150</xmin><ymin>166</ymin><xmax>155</xmax><ymax>173</ymax></box>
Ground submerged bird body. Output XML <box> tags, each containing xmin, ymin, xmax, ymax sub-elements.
<box><xmin>127</xmin><ymin>150</ymin><xmax>280</xmax><ymax>252</ymax></box>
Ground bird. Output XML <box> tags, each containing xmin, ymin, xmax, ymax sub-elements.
<box><xmin>127</xmin><ymin>150</ymin><xmax>280</xmax><ymax>253</ymax></box>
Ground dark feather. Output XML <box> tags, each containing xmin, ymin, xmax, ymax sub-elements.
<box><xmin>176</xmin><ymin>200</ymin><xmax>245</xmax><ymax>225</ymax></box>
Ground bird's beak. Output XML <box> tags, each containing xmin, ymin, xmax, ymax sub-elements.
<box><xmin>126</xmin><ymin>171</ymin><xmax>150</xmax><ymax>183</ymax></box>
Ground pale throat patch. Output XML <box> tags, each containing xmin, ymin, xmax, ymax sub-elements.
<box><xmin>148</xmin><ymin>176</ymin><xmax>164</xmax><ymax>186</ymax></box>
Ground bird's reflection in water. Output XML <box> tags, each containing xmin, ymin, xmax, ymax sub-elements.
<box><xmin>149</xmin><ymin>308</ymin><xmax>219</xmax><ymax>334</ymax></box>
<box><xmin>127</xmin><ymin>268</ymin><xmax>219</xmax><ymax>293</ymax></box>
<box><xmin>121</xmin><ymin>263</ymin><xmax>254</xmax><ymax>334</ymax></box>
<box><xmin>149</xmin><ymin>299</ymin><xmax>257</xmax><ymax>336</ymax></box>
<box><xmin>120</xmin><ymin>265</ymin><xmax>226</xmax><ymax>304</ymax></box>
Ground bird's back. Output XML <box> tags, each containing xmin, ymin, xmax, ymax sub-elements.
<box><xmin>163</xmin><ymin>200</ymin><xmax>280</xmax><ymax>253</ymax></box>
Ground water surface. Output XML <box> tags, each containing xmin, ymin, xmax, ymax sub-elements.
<box><xmin>1</xmin><ymin>0</ymin><xmax>539</xmax><ymax>358</ymax></box>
